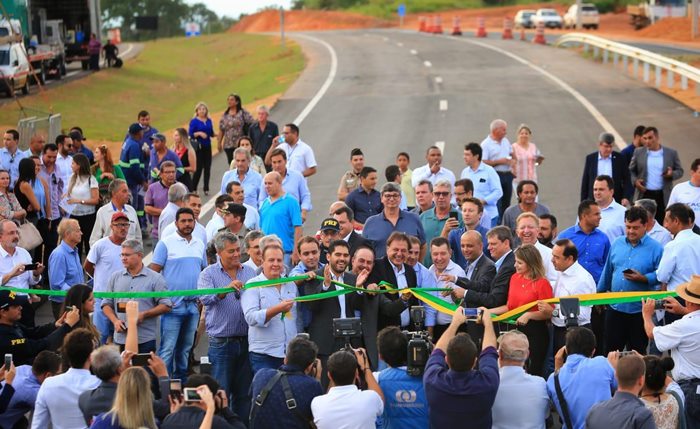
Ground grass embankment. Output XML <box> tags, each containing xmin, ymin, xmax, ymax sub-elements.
<box><xmin>0</xmin><ymin>33</ymin><xmax>304</xmax><ymax>144</ymax></box>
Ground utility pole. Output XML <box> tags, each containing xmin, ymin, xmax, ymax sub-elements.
<box><xmin>693</xmin><ymin>0</ymin><xmax>698</xmax><ymax>38</ymax></box>
<box><xmin>576</xmin><ymin>0</ymin><xmax>582</xmax><ymax>30</ymax></box>
<box><xmin>280</xmin><ymin>7</ymin><xmax>285</xmax><ymax>49</ymax></box>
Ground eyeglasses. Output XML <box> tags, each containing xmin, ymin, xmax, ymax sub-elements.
<box><xmin>120</xmin><ymin>253</ymin><xmax>136</xmax><ymax>258</ymax></box>
<box><xmin>112</xmin><ymin>223</ymin><xmax>130</xmax><ymax>228</ymax></box>
<box><xmin>434</xmin><ymin>192</ymin><xmax>450</xmax><ymax>197</ymax></box>
<box><xmin>383</xmin><ymin>193</ymin><xmax>401</xmax><ymax>199</ymax></box>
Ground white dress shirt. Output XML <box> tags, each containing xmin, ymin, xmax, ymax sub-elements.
<box><xmin>648</xmin><ymin>221</ymin><xmax>672</xmax><ymax>246</ymax></box>
<box><xmin>492</xmin><ymin>365</ymin><xmax>549</xmax><ymax>429</ymax></box>
<box><xmin>410</xmin><ymin>164</ymin><xmax>456</xmax><ymax>188</ymax></box>
<box><xmin>656</xmin><ymin>229</ymin><xmax>700</xmax><ymax>291</ymax></box>
<box><xmin>392</xmin><ymin>262</ymin><xmax>410</xmax><ymax>327</ymax></box>
<box><xmin>535</xmin><ymin>241</ymin><xmax>559</xmax><ymax>285</ymax></box>
<box><xmin>0</xmin><ymin>246</ymin><xmax>41</xmax><ymax>294</ymax></box>
<box><xmin>31</xmin><ymin>368</ymin><xmax>100</xmax><ymax>429</ymax></box>
<box><xmin>55</xmin><ymin>153</ymin><xmax>73</xmax><ymax>185</ymax></box>
<box><xmin>598</xmin><ymin>200</ymin><xmax>626</xmax><ymax>243</ymax></box>
<box><xmin>551</xmin><ymin>261</ymin><xmax>596</xmax><ymax>327</ymax></box>
<box><xmin>653</xmin><ymin>309</ymin><xmax>700</xmax><ymax>381</ymax></box>
<box><xmin>277</xmin><ymin>139</ymin><xmax>317</xmax><ymax>174</ymax></box>
<box><xmin>322</xmin><ymin>271</ymin><xmax>347</xmax><ymax>319</ymax></box>
<box><xmin>429</xmin><ymin>260</ymin><xmax>466</xmax><ymax>325</ymax></box>
<box><xmin>311</xmin><ymin>385</ymin><xmax>383</xmax><ymax>429</ymax></box>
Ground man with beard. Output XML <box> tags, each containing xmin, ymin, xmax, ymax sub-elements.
<box><xmin>538</xmin><ymin>214</ymin><xmax>558</xmax><ymax>248</ymax></box>
<box><xmin>290</xmin><ymin>236</ymin><xmax>324</xmax><ymax>333</ymax></box>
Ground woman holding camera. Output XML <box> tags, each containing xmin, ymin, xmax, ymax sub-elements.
<box><xmin>489</xmin><ymin>244</ymin><xmax>553</xmax><ymax>377</ymax></box>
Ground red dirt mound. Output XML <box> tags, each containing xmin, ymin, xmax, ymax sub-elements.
<box><xmin>637</xmin><ymin>17</ymin><xmax>695</xmax><ymax>42</ymax></box>
<box><xmin>231</xmin><ymin>9</ymin><xmax>392</xmax><ymax>32</ymax></box>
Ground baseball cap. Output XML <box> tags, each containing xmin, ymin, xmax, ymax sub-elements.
<box><xmin>111</xmin><ymin>212</ymin><xmax>130</xmax><ymax>223</ymax></box>
<box><xmin>599</xmin><ymin>132</ymin><xmax>615</xmax><ymax>145</ymax></box>
<box><xmin>128</xmin><ymin>123</ymin><xmax>142</xmax><ymax>135</ymax></box>
<box><xmin>221</xmin><ymin>203</ymin><xmax>247</xmax><ymax>218</ymax></box>
<box><xmin>0</xmin><ymin>289</ymin><xmax>28</xmax><ymax>310</ymax></box>
<box><xmin>150</xmin><ymin>133</ymin><xmax>166</xmax><ymax>142</ymax></box>
<box><xmin>320</xmin><ymin>218</ymin><xmax>340</xmax><ymax>233</ymax></box>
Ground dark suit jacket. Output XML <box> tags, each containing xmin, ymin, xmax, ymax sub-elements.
<box><xmin>353</xmin><ymin>287</ymin><xmax>407</xmax><ymax>370</ymax></box>
<box><xmin>347</xmin><ymin>230</ymin><xmax>371</xmax><ymax>256</ymax></box>
<box><xmin>463</xmin><ymin>251</ymin><xmax>515</xmax><ymax>308</ymax></box>
<box><xmin>581</xmin><ymin>150</ymin><xmax>632</xmax><ymax>202</ymax></box>
<box><xmin>303</xmin><ymin>269</ymin><xmax>358</xmax><ymax>356</ymax></box>
<box><xmin>367</xmin><ymin>256</ymin><xmax>419</xmax><ymax>330</ymax></box>
<box><xmin>629</xmin><ymin>146</ymin><xmax>683</xmax><ymax>204</ymax></box>
<box><xmin>455</xmin><ymin>255</ymin><xmax>497</xmax><ymax>296</ymax></box>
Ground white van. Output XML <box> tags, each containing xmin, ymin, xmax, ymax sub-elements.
<box><xmin>0</xmin><ymin>42</ymin><xmax>31</xmax><ymax>96</ymax></box>
<box><xmin>563</xmin><ymin>4</ymin><xmax>600</xmax><ymax>29</ymax></box>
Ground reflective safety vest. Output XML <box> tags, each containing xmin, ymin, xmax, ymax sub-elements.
<box><xmin>377</xmin><ymin>367</ymin><xmax>429</xmax><ymax>429</ymax></box>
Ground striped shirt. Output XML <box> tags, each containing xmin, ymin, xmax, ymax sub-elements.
<box><xmin>198</xmin><ymin>262</ymin><xmax>256</xmax><ymax>338</ymax></box>
<box><xmin>152</xmin><ymin>233</ymin><xmax>207</xmax><ymax>308</ymax></box>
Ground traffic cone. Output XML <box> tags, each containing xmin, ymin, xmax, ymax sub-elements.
<box><xmin>419</xmin><ymin>16</ymin><xmax>426</xmax><ymax>32</ymax></box>
<box><xmin>426</xmin><ymin>15</ymin><xmax>435</xmax><ymax>33</ymax></box>
<box><xmin>434</xmin><ymin>15</ymin><xmax>443</xmax><ymax>34</ymax></box>
<box><xmin>502</xmin><ymin>18</ymin><xmax>513</xmax><ymax>39</ymax></box>
<box><xmin>452</xmin><ymin>16</ymin><xmax>462</xmax><ymax>36</ymax></box>
<box><xmin>532</xmin><ymin>21</ymin><xmax>546</xmax><ymax>44</ymax></box>
<box><xmin>476</xmin><ymin>17</ymin><xmax>487</xmax><ymax>38</ymax></box>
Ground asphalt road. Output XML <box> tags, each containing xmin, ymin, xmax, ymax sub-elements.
<box><xmin>35</xmin><ymin>29</ymin><xmax>700</xmax><ymax>359</ymax></box>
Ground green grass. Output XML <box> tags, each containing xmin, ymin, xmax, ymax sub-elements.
<box><xmin>0</xmin><ymin>33</ymin><xmax>304</xmax><ymax>141</ymax></box>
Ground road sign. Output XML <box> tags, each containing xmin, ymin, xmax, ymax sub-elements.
<box><xmin>185</xmin><ymin>22</ymin><xmax>201</xmax><ymax>37</ymax></box>
<box><xmin>398</xmin><ymin>4</ymin><xmax>406</xmax><ymax>17</ymax></box>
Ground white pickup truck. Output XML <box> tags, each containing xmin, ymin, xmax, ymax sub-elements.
<box><xmin>531</xmin><ymin>9</ymin><xmax>564</xmax><ymax>29</ymax></box>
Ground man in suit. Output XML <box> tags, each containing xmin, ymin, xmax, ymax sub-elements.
<box><xmin>629</xmin><ymin>126</ymin><xmax>684</xmax><ymax>224</ymax></box>
<box><xmin>366</xmin><ymin>231</ymin><xmax>420</xmax><ymax>331</ymax></box>
<box><xmin>350</xmin><ymin>245</ymin><xmax>409</xmax><ymax>369</ymax></box>
<box><xmin>333</xmin><ymin>205</ymin><xmax>370</xmax><ymax>257</ymax></box>
<box><xmin>581</xmin><ymin>132</ymin><xmax>632</xmax><ymax>205</ymax></box>
<box><xmin>302</xmin><ymin>240</ymin><xmax>364</xmax><ymax>387</ymax></box>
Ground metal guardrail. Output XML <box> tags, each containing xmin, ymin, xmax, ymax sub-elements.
<box><xmin>554</xmin><ymin>33</ymin><xmax>700</xmax><ymax>94</ymax></box>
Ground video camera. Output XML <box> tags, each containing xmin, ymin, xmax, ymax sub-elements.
<box><xmin>333</xmin><ymin>317</ymin><xmax>362</xmax><ymax>351</ymax></box>
<box><xmin>402</xmin><ymin>306</ymin><xmax>433</xmax><ymax>377</ymax></box>
<box><xmin>558</xmin><ymin>298</ymin><xmax>581</xmax><ymax>329</ymax></box>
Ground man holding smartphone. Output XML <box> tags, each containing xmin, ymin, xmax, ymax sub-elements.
<box><xmin>0</xmin><ymin>220</ymin><xmax>44</xmax><ymax>327</ymax></box>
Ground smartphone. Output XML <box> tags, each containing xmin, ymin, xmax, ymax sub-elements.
<box><xmin>169</xmin><ymin>379</ymin><xmax>182</xmax><ymax>400</ymax></box>
<box><xmin>131</xmin><ymin>353</ymin><xmax>151</xmax><ymax>367</ymax></box>
<box><xmin>23</xmin><ymin>263</ymin><xmax>38</xmax><ymax>270</ymax></box>
<box><xmin>183</xmin><ymin>387</ymin><xmax>201</xmax><ymax>402</ymax></box>
<box><xmin>448</xmin><ymin>212</ymin><xmax>458</xmax><ymax>221</ymax></box>
<box><xmin>622</xmin><ymin>268</ymin><xmax>635</xmax><ymax>275</ymax></box>
<box><xmin>463</xmin><ymin>307</ymin><xmax>483</xmax><ymax>323</ymax></box>
<box><xmin>4</xmin><ymin>354</ymin><xmax>11</xmax><ymax>371</ymax></box>
<box><xmin>619</xmin><ymin>351</ymin><xmax>635</xmax><ymax>357</ymax></box>
<box><xmin>116</xmin><ymin>302</ymin><xmax>127</xmax><ymax>313</ymax></box>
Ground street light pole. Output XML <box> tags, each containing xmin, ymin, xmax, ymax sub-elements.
<box><xmin>280</xmin><ymin>7</ymin><xmax>285</xmax><ymax>49</ymax></box>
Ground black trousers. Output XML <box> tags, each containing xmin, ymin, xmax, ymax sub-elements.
<box><xmin>70</xmin><ymin>212</ymin><xmax>97</xmax><ymax>257</ymax></box>
<box><xmin>192</xmin><ymin>145</ymin><xmax>212</xmax><ymax>193</ymax></box>
<box><xmin>496</xmin><ymin>171</ymin><xmax>514</xmax><ymax>219</ymax></box>
<box><xmin>224</xmin><ymin>147</ymin><xmax>235</xmax><ymax>166</ymax></box>
<box><xmin>591</xmin><ymin>306</ymin><xmax>607</xmax><ymax>356</ymax></box>
<box><xmin>501</xmin><ymin>320</ymin><xmax>549</xmax><ymax>377</ymax></box>
<box><xmin>641</xmin><ymin>189</ymin><xmax>666</xmax><ymax>224</ymax></box>
<box><xmin>605</xmin><ymin>308</ymin><xmax>648</xmax><ymax>354</ymax></box>
<box><xmin>39</xmin><ymin>218</ymin><xmax>61</xmax><ymax>286</ymax></box>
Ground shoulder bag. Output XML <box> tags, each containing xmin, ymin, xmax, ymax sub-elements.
<box><xmin>18</xmin><ymin>220</ymin><xmax>43</xmax><ymax>251</ymax></box>
<box><xmin>554</xmin><ymin>371</ymin><xmax>574</xmax><ymax>429</ymax></box>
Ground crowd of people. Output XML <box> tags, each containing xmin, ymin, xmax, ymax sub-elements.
<box><xmin>0</xmin><ymin>106</ymin><xmax>699</xmax><ymax>429</ymax></box>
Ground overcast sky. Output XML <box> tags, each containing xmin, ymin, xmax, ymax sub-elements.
<box><xmin>187</xmin><ymin>0</ymin><xmax>292</xmax><ymax>19</ymax></box>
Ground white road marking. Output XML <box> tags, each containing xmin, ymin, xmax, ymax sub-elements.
<box><xmin>435</xmin><ymin>141</ymin><xmax>446</xmax><ymax>153</ymax></box>
<box><xmin>144</xmin><ymin>34</ymin><xmax>339</xmax><ymax>263</ymax></box>
<box><xmin>423</xmin><ymin>60</ymin><xmax>432</xmax><ymax>67</ymax></box>
<box><xmin>410</xmin><ymin>49</ymin><xmax>418</xmax><ymax>55</ymax></box>
<box><xmin>397</xmin><ymin>42</ymin><xmax>404</xmax><ymax>47</ymax></box>
<box><xmin>444</xmin><ymin>36</ymin><xmax>626</xmax><ymax>148</ymax></box>
<box><xmin>435</xmin><ymin>76</ymin><xmax>443</xmax><ymax>84</ymax></box>
<box><xmin>118</xmin><ymin>43</ymin><xmax>134</xmax><ymax>58</ymax></box>
<box><xmin>439</xmin><ymin>99</ymin><xmax>448</xmax><ymax>111</ymax></box>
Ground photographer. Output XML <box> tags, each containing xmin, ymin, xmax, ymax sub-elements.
<box><xmin>249</xmin><ymin>336</ymin><xmax>323</xmax><ymax>429</ymax></box>
<box><xmin>642</xmin><ymin>275</ymin><xmax>700</xmax><ymax>428</ymax></box>
<box><xmin>162</xmin><ymin>374</ymin><xmax>245</xmax><ymax>429</ymax></box>
<box><xmin>424</xmin><ymin>307</ymin><xmax>499</xmax><ymax>428</ymax></box>
<box><xmin>375</xmin><ymin>326</ymin><xmax>429</xmax><ymax>429</ymax></box>
<box><xmin>311</xmin><ymin>348</ymin><xmax>384</xmax><ymax>429</ymax></box>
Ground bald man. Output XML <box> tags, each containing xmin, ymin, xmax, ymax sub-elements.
<box><xmin>260</xmin><ymin>171</ymin><xmax>303</xmax><ymax>266</ymax></box>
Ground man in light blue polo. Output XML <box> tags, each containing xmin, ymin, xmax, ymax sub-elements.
<box><xmin>259</xmin><ymin>171</ymin><xmax>303</xmax><ymax>267</ymax></box>
<box><xmin>150</xmin><ymin>207</ymin><xmax>206</xmax><ymax>380</ymax></box>
<box><xmin>460</xmin><ymin>143</ymin><xmax>503</xmax><ymax>227</ymax></box>
<box><xmin>220</xmin><ymin>147</ymin><xmax>262</xmax><ymax>207</ymax></box>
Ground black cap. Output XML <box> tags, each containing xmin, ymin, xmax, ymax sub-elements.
<box><xmin>128</xmin><ymin>123</ymin><xmax>143</xmax><ymax>135</ymax></box>
<box><xmin>0</xmin><ymin>289</ymin><xmax>28</xmax><ymax>310</ymax></box>
<box><xmin>599</xmin><ymin>132</ymin><xmax>615</xmax><ymax>145</ymax></box>
<box><xmin>222</xmin><ymin>203</ymin><xmax>247</xmax><ymax>218</ymax></box>
<box><xmin>320</xmin><ymin>218</ymin><xmax>340</xmax><ymax>233</ymax></box>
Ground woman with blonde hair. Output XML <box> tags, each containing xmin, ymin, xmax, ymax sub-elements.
<box><xmin>218</xmin><ymin>93</ymin><xmax>254</xmax><ymax>165</ymax></box>
<box><xmin>511</xmin><ymin>124</ymin><xmax>544</xmax><ymax>185</ymax></box>
<box><xmin>189</xmin><ymin>102</ymin><xmax>215</xmax><ymax>196</ymax></box>
<box><xmin>92</xmin><ymin>145</ymin><xmax>125</xmax><ymax>205</ymax></box>
<box><xmin>230</xmin><ymin>136</ymin><xmax>266</xmax><ymax>175</ymax></box>
<box><xmin>490</xmin><ymin>244</ymin><xmax>553</xmax><ymax>376</ymax></box>
<box><xmin>89</xmin><ymin>366</ymin><xmax>157</xmax><ymax>429</ymax></box>
<box><xmin>173</xmin><ymin>127</ymin><xmax>196</xmax><ymax>191</ymax></box>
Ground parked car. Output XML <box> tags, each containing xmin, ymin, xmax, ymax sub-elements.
<box><xmin>532</xmin><ymin>8</ymin><xmax>563</xmax><ymax>29</ymax></box>
<box><xmin>564</xmin><ymin>3</ymin><xmax>600</xmax><ymax>29</ymax></box>
<box><xmin>514</xmin><ymin>9</ymin><xmax>537</xmax><ymax>29</ymax></box>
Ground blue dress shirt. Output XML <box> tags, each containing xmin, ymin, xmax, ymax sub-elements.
<box><xmin>345</xmin><ymin>187</ymin><xmax>383</xmax><ymax>224</ymax></box>
<box><xmin>198</xmin><ymin>262</ymin><xmax>257</xmax><ymax>338</ymax></box>
<box><xmin>48</xmin><ymin>242</ymin><xmax>84</xmax><ymax>303</ymax></box>
<box><xmin>597</xmin><ymin>234</ymin><xmax>663</xmax><ymax>313</ymax></box>
<box><xmin>0</xmin><ymin>148</ymin><xmax>28</xmax><ymax>190</ymax></box>
<box><xmin>220</xmin><ymin>168</ymin><xmax>263</xmax><ymax>207</ymax></box>
<box><xmin>2</xmin><ymin>365</ymin><xmax>41</xmax><ymax>428</ymax></box>
<box><xmin>492</xmin><ymin>365</ymin><xmax>549</xmax><ymax>429</ymax></box>
<box><xmin>460</xmin><ymin>162</ymin><xmax>503</xmax><ymax>221</ymax></box>
<box><xmin>558</xmin><ymin>224</ymin><xmax>610</xmax><ymax>283</ymax></box>
<box><xmin>363</xmin><ymin>210</ymin><xmax>426</xmax><ymax>259</ymax></box>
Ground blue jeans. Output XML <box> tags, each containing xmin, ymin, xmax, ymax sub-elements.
<box><xmin>94</xmin><ymin>299</ymin><xmax>114</xmax><ymax>345</ymax></box>
<box><xmin>249</xmin><ymin>352</ymin><xmax>283</xmax><ymax>375</ymax></box>
<box><xmin>158</xmin><ymin>301</ymin><xmax>199</xmax><ymax>380</ymax></box>
<box><xmin>209</xmin><ymin>336</ymin><xmax>252</xmax><ymax>422</ymax></box>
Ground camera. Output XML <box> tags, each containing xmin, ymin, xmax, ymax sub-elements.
<box><xmin>654</xmin><ymin>299</ymin><xmax>667</xmax><ymax>310</ymax></box>
<box><xmin>183</xmin><ymin>387</ymin><xmax>201</xmax><ymax>402</ymax></box>
<box><xmin>560</xmin><ymin>298</ymin><xmax>580</xmax><ymax>329</ymax></box>
<box><xmin>403</xmin><ymin>306</ymin><xmax>433</xmax><ymax>377</ymax></box>
<box><xmin>333</xmin><ymin>317</ymin><xmax>362</xmax><ymax>350</ymax></box>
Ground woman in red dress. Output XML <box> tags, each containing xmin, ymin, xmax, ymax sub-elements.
<box><xmin>490</xmin><ymin>244</ymin><xmax>553</xmax><ymax>376</ymax></box>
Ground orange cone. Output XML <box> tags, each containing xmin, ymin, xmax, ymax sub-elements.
<box><xmin>476</xmin><ymin>17</ymin><xmax>487</xmax><ymax>38</ymax></box>
<box><xmin>452</xmin><ymin>16</ymin><xmax>463</xmax><ymax>36</ymax></box>
<box><xmin>434</xmin><ymin>15</ymin><xmax>443</xmax><ymax>34</ymax></box>
<box><xmin>532</xmin><ymin>21</ymin><xmax>546</xmax><ymax>44</ymax></box>
<box><xmin>419</xmin><ymin>16</ymin><xmax>426</xmax><ymax>32</ymax></box>
<box><xmin>502</xmin><ymin>18</ymin><xmax>513</xmax><ymax>39</ymax></box>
